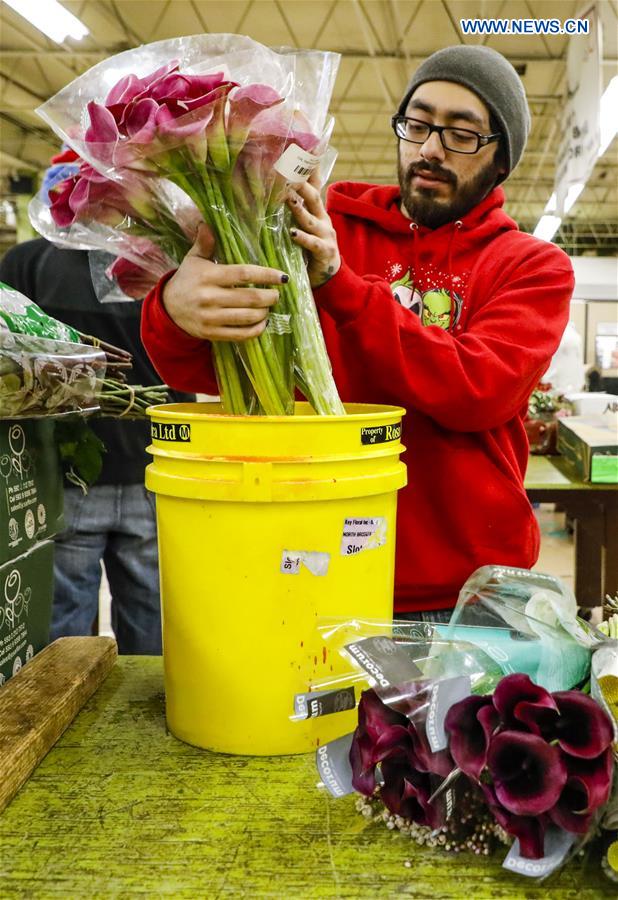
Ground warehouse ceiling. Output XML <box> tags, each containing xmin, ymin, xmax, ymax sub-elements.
<box><xmin>0</xmin><ymin>0</ymin><xmax>617</xmax><ymax>254</ymax></box>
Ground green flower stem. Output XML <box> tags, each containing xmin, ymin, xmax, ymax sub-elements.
<box><xmin>164</xmin><ymin>158</ymin><xmax>252</xmax><ymax>415</ymax></box>
<box><xmin>197</xmin><ymin>160</ymin><xmax>292</xmax><ymax>415</ymax></box>
<box><xmin>268</xmin><ymin>216</ymin><xmax>344</xmax><ymax>415</ymax></box>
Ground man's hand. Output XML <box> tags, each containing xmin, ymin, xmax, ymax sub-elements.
<box><xmin>162</xmin><ymin>224</ymin><xmax>288</xmax><ymax>341</ymax></box>
<box><xmin>286</xmin><ymin>172</ymin><xmax>341</xmax><ymax>289</ymax></box>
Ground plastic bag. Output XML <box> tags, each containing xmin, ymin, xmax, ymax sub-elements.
<box><xmin>0</xmin><ymin>331</ymin><xmax>106</xmax><ymax>418</ymax></box>
<box><xmin>302</xmin><ymin>569</ymin><xmax>616</xmax><ymax>881</ymax></box>
<box><xmin>0</xmin><ymin>281</ymin><xmax>80</xmax><ymax>343</ymax></box>
<box><xmin>442</xmin><ymin>565</ymin><xmax>598</xmax><ymax>691</ymax></box>
<box><xmin>33</xmin><ymin>34</ymin><xmax>344</xmax><ymax>416</ymax></box>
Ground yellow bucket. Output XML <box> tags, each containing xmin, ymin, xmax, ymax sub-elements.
<box><xmin>146</xmin><ymin>401</ymin><xmax>407</xmax><ymax>755</ymax></box>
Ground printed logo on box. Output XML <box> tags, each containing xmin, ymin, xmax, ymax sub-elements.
<box><xmin>360</xmin><ymin>422</ymin><xmax>402</xmax><ymax>445</ymax></box>
<box><xmin>151</xmin><ymin>422</ymin><xmax>191</xmax><ymax>442</ymax></box>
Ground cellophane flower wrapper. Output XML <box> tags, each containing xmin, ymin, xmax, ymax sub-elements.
<box><xmin>29</xmin><ymin>171</ymin><xmax>196</xmax><ymax>302</ymax></box>
<box><xmin>35</xmin><ymin>34</ymin><xmax>345</xmax><ymax>417</ymax></box>
<box><xmin>0</xmin><ymin>332</ymin><xmax>106</xmax><ymax>418</ymax></box>
<box><xmin>440</xmin><ymin>565</ymin><xmax>602</xmax><ymax>693</ymax></box>
<box><xmin>302</xmin><ymin>574</ymin><xmax>617</xmax><ymax>879</ymax></box>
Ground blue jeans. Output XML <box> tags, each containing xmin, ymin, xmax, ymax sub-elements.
<box><xmin>51</xmin><ymin>484</ymin><xmax>162</xmax><ymax>655</ymax></box>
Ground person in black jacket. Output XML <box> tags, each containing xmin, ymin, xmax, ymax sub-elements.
<box><xmin>0</xmin><ymin>235</ymin><xmax>193</xmax><ymax>653</ymax></box>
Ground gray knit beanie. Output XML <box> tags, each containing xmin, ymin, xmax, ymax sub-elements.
<box><xmin>397</xmin><ymin>46</ymin><xmax>531</xmax><ymax>181</ymax></box>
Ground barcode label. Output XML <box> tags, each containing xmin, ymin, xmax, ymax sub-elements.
<box><xmin>274</xmin><ymin>144</ymin><xmax>322</xmax><ymax>183</ymax></box>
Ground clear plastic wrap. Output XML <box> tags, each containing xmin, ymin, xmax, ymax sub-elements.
<box><xmin>0</xmin><ymin>332</ymin><xmax>106</xmax><ymax>418</ymax></box>
<box><xmin>33</xmin><ymin>34</ymin><xmax>344</xmax><ymax>416</ymax></box>
<box><xmin>442</xmin><ymin>565</ymin><xmax>599</xmax><ymax>691</ymax></box>
<box><xmin>301</xmin><ymin>567</ymin><xmax>617</xmax><ymax>881</ymax></box>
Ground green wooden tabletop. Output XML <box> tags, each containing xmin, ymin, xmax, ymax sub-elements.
<box><xmin>525</xmin><ymin>455</ymin><xmax>618</xmax><ymax>491</ymax></box>
<box><xmin>0</xmin><ymin>657</ymin><xmax>612</xmax><ymax>898</ymax></box>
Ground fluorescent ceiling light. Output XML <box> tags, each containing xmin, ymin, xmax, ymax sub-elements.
<box><xmin>533</xmin><ymin>215</ymin><xmax>562</xmax><ymax>243</ymax></box>
<box><xmin>598</xmin><ymin>75</ymin><xmax>618</xmax><ymax>157</ymax></box>
<box><xmin>3</xmin><ymin>0</ymin><xmax>89</xmax><ymax>43</ymax></box>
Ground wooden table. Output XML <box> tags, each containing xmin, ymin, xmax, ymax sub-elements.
<box><xmin>525</xmin><ymin>455</ymin><xmax>618</xmax><ymax>608</ymax></box>
<box><xmin>0</xmin><ymin>657</ymin><xmax>612</xmax><ymax>898</ymax></box>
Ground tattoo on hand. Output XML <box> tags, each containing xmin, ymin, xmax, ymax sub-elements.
<box><xmin>314</xmin><ymin>266</ymin><xmax>334</xmax><ymax>287</ymax></box>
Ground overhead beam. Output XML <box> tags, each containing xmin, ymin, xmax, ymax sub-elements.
<box><xmin>0</xmin><ymin>149</ymin><xmax>39</xmax><ymax>171</ymax></box>
<box><xmin>1</xmin><ymin>49</ymin><xmax>615</xmax><ymax>66</ymax></box>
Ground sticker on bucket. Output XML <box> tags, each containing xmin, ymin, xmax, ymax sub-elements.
<box><xmin>340</xmin><ymin>517</ymin><xmax>387</xmax><ymax>556</ymax></box>
<box><xmin>281</xmin><ymin>550</ymin><xmax>330</xmax><ymax>576</ymax></box>
<box><xmin>151</xmin><ymin>422</ymin><xmax>191</xmax><ymax>442</ymax></box>
<box><xmin>360</xmin><ymin>422</ymin><xmax>402</xmax><ymax>445</ymax></box>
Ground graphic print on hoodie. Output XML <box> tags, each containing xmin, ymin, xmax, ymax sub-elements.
<box><xmin>390</xmin><ymin>271</ymin><xmax>463</xmax><ymax>330</ymax></box>
<box><xmin>140</xmin><ymin>181</ymin><xmax>575</xmax><ymax>612</ymax></box>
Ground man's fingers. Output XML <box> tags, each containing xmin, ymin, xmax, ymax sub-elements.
<box><xmin>203</xmin><ymin>320</ymin><xmax>268</xmax><ymax>342</ymax></box>
<box><xmin>214</xmin><ymin>263</ymin><xmax>288</xmax><ymax>287</ymax></box>
<box><xmin>289</xmin><ymin>227</ymin><xmax>325</xmax><ymax>254</ymax></box>
<box><xmin>207</xmin><ymin>287</ymin><xmax>280</xmax><ymax>309</ymax></box>
<box><xmin>188</xmin><ymin>222</ymin><xmax>216</xmax><ymax>259</ymax></box>
<box><xmin>287</xmin><ymin>196</ymin><xmax>329</xmax><ymax>235</ymax></box>
<box><xmin>207</xmin><ymin>306</ymin><xmax>271</xmax><ymax>328</ymax></box>
<box><xmin>295</xmin><ymin>179</ymin><xmax>325</xmax><ymax>214</ymax></box>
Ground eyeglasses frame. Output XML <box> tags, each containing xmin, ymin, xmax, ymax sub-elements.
<box><xmin>391</xmin><ymin>115</ymin><xmax>501</xmax><ymax>155</ymax></box>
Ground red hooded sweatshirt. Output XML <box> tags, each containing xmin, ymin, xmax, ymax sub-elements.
<box><xmin>141</xmin><ymin>183</ymin><xmax>574</xmax><ymax>612</ymax></box>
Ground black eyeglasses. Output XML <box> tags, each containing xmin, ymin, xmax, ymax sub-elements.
<box><xmin>391</xmin><ymin>115</ymin><xmax>501</xmax><ymax>155</ymax></box>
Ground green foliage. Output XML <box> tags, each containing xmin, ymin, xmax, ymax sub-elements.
<box><xmin>54</xmin><ymin>417</ymin><xmax>106</xmax><ymax>490</ymax></box>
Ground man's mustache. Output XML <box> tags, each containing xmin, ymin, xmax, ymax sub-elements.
<box><xmin>406</xmin><ymin>161</ymin><xmax>457</xmax><ymax>187</ymax></box>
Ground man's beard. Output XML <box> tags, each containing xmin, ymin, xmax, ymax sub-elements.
<box><xmin>398</xmin><ymin>154</ymin><xmax>500</xmax><ymax>229</ymax></box>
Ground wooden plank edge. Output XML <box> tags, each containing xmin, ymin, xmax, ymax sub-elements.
<box><xmin>0</xmin><ymin>636</ymin><xmax>118</xmax><ymax>813</ymax></box>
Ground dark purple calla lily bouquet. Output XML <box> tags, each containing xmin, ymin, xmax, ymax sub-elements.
<box><xmin>300</xmin><ymin>567</ymin><xmax>618</xmax><ymax>881</ymax></box>
<box><xmin>29</xmin><ymin>34</ymin><xmax>344</xmax><ymax>416</ymax></box>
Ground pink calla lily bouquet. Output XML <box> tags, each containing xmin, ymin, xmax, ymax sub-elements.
<box><xmin>31</xmin><ymin>34</ymin><xmax>344</xmax><ymax>416</ymax></box>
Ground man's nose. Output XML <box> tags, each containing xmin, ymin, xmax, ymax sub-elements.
<box><xmin>420</xmin><ymin>130</ymin><xmax>445</xmax><ymax>162</ymax></box>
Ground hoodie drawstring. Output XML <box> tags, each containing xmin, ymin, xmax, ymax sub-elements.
<box><xmin>409</xmin><ymin>221</ymin><xmax>419</xmax><ymax>277</ymax></box>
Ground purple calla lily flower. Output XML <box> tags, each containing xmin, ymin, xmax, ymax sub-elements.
<box><xmin>104</xmin><ymin>62</ymin><xmax>179</xmax><ymax>106</ymax></box>
<box><xmin>549</xmin><ymin>747</ymin><xmax>613</xmax><ymax>834</ymax></box>
<box><xmin>487</xmin><ymin>730</ymin><xmax>567</xmax><ymax>816</ymax></box>
<box><xmin>444</xmin><ymin>695</ymin><xmax>498</xmax><ymax>781</ymax></box>
<box><xmin>492</xmin><ymin>673</ymin><xmax>558</xmax><ymax>729</ymax></box>
<box><xmin>481</xmin><ymin>784</ymin><xmax>548</xmax><ymax>859</ymax></box>
<box><xmin>108</xmin><ymin>246</ymin><xmax>167</xmax><ymax>299</ymax></box>
<box><xmin>408</xmin><ymin>720</ymin><xmax>454</xmax><ymax>778</ymax></box>
<box><xmin>552</xmin><ymin>690</ymin><xmax>614</xmax><ymax>759</ymax></box>
<box><xmin>380</xmin><ymin>756</ymin><xmax>444</xmax><ymax>829</ymax></box>
<box><xmin>227</xmin><ymin>84</ymin><xmax>284</xmax><ymax>156</ymax></box>
<box><xmin>85</xmin><ymin>101</ymin><xmax>120</xmax><ymax>162</ymax></box>
<box><xmin>350</xmin><ymin>689</ymin><xmax>411</xmax><ymax>795</ymax></box>
<box><xmin>48</xmin><ymin>175</ymin><xmax>79</xmax><ymax>226</ymax></box>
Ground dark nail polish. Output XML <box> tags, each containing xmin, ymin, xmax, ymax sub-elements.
<box><xmin>281</xmin><ymin>273</ymin><xmax>289</xmax><ymax>284</ymax></box>
<box><xmin>290</xmin><ymin>229</ymin><xmax>297</xmax><ymax>236</ymax></box>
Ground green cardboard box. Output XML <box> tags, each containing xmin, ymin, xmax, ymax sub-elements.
<box><xmin>0</xmin><ymin>540</ymin><xmax>54</xmax><ymax>685</ymax></box>
<box><xmin>0</xmin><ymin>419</ymin><xmax>64</xmax><ymax>565</ymax></box>
<box><xmin>557</xmin><ymin>413</ymin><xmax>618</xmax><ymax>483</ymax></box>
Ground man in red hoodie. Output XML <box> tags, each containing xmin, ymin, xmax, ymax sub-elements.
<box><xmin>141</xmin><ymin>46</ymin><xmax>574</xmax><ymax>620</ymax></box>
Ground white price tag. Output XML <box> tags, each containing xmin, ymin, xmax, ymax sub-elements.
<box><xmin>273</xmin><ymin>143</ymin><xmax>321</xmax><ymax>183</ymax></box>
